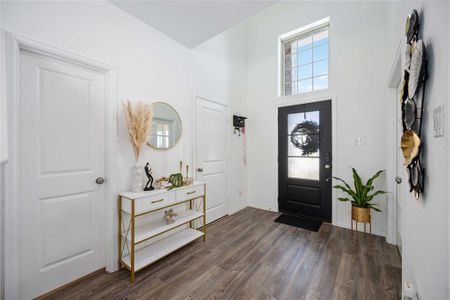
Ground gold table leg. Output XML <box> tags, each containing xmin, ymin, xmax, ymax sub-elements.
<box><xmin>130</xmin><ymin>199</ymin><xmax>135</xmax><ymax>283</ymax></box>
<box><xmin>203</xmin><ymin>186</ymin><xmax>206</xmax><ymax>241</ymax></box>
<box><xmin>118</xmin><ymin>196</ymin><xmax>122</xmax><ymax>269</ymax></box>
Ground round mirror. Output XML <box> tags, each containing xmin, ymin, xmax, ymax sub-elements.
<box><xmin>147</xmin><ymin>102</ymin><xmax>182</xmax><ymax>150</ymax></box>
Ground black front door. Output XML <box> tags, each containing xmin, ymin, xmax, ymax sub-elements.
<box><xmin>278</xmin><ymin>100</ymin><xmax>332</xmax><ymax>222</ymax></box>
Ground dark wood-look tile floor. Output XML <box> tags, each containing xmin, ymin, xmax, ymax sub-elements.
<box><xmin>43</xmin><ymin>207</ymin><xmax>401</xmax><ymax>300</ymax></box>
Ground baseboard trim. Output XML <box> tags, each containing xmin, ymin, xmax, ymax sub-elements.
<box><xmin>34</xmin><ymin>267</ymin><xmax>105</xmax><ymax>300</ymax></box>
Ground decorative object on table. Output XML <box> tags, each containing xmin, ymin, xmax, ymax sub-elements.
<box><xmin>333</xmin><ymin>168</ymin><xmax>386</xmax><ymax>234</ymax></box>
<box><xmin>147</xmin><ymin>102</ymin><xmax>182</xmax><ymax>150</ymax></box>
<box><xmin>183</xmin><ymin>164</ymin><xmax>193</xmax><ymax>186</ymax></box>
<box><xmin>167</xmin><ymin>173</ymin><xmax>183</xmax><ymax>190</ymax></box>
<box><xmin>143</xmin><ymin>163</ymin><xmax>155</xmax><ymax>191</ymax></box>
<box><xmin>154</xmin><ymin>177</ymin><xmax>169</xmax><ymax>189</ymax></box>
<box><xmin>399</xmin><ymin>9</ymin><xmax>428</xmax><ymax>199</ymax></box>
<box><xmin>233</xmin><ymin>115</ymin><xmax>247</xmax><ymax>165</ymax></box>
<box><xmin>124</xmin><ymin>100</ymin><xmax>152</xmax><ymax>192</ymax></box>
<box><xmin>290</xmin><ymin>120</ymin><xmax>320</xmax><ymax>156</ymax></box>
<box><xmin>162</xmin><ymin>209</ymin><xmax>178</xmax><ymax>224</ymax></box>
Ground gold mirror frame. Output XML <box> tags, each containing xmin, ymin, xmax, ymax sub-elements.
<box><xmin>146</xmin><ymin>101</ymin><xmax>182</xmax><ymax>150</ymax></box>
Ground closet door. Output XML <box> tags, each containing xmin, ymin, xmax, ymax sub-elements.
<box><xmin>195</xmin><ymin>96</ymin><xmax>228</xmax><ymax>223</ymax></box>
<box><xmin>19</xmin><ymin>50</ymin><xmax>106</xmax><ymax>299</ymax></box>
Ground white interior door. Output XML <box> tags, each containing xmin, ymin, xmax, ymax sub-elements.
<box><xmin>195</xmin><ymin>97</ymin><xmax>228</xmax><ymax>224</ymax></box>
<box><xmin>19</xmin><ymin>50</ymin><xmax>106</xmax><ymax>299</ymax></box>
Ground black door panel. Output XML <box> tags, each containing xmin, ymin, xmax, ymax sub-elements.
<box><xmin>278</xmin><ymin>100</ymin><xmax>332</xmax><ymax>222</ymax></box>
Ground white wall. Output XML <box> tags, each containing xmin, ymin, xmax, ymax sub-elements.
<box><xmin>385</xmin><ymin>2</ymin><xmax>449</xmax><ymax>299</ymax></box>
<box><xmin>0</xmin><ymin>0</ymin><xmax>5</xmax><ymax>297</ymax></box>
<box><xmin>243</xmin><ymin>1</ymin><xmax>390</xmax><ymax>236</ymax></box>
<box><xmin>192</xmin><ymin>23</ymin><xmax>249</xmax><ymax>213</ymax></box>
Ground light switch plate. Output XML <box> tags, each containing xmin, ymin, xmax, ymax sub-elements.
<box><xmin>355</xmin><ymin>137</ymin><xmax>365</xmax><ymax>145</ymax></box>
<box><xmin>433</xmin><ymin>105</ymin><xmax>445</xmax><ymax>137</ymax></box>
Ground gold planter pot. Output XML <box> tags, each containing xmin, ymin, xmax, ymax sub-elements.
<box><xmin>351</xmin><ymin>205</ymin><xmax>371</xmax><ymax>233</ymax></box>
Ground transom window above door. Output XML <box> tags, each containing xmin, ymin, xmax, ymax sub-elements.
<box><xmin>280</xmin><ymin>18</ymin><xmax>330</xmax><ymax>96</ymax></box>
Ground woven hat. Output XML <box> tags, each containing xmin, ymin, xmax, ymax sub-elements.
<box><xmin>401</xmin><ymin>130</ymin><xmax>421</xmax><ymax>166</ymax></box>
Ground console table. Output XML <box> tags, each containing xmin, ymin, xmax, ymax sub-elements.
<box><xmin>118</xmin><ymin>182</ymin><xmax>206</xmax><ymax>282</ymax></box>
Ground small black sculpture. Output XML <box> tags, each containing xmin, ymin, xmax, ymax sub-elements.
<box><xmin>144</xmin><ymin>163</ymin><xmax>154</xmax><ymax>191</ymax></box>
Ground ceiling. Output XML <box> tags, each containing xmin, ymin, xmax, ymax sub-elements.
<box><xmin>110</xmin><ymin>0</ymin><xmax>279</xmax><ymax>48</ymax></box>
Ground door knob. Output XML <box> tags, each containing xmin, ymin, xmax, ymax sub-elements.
<box><xmin>324</xmin><ymin>164</ymin><xmax>331</xmax><ymax>169</ymax></box>
<box><xmin>96</xmin><ymin>177</ymin><xmax>105</xmax><ymax>184</ymax></box>
<box><xmin>197</xmin><ymin>168</ymin><xmax>203</xmax><ymax>172</ymax></box>
<box><xmin>395</xmin><ymin>176</ymin><xmax>402</xmax><ymax>184</ymax></box>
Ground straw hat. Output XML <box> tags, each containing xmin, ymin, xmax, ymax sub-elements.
<box><xmin>401</xmin><ymin>130</ymin><xmax>421</xmax><ymax>166</ymax></box>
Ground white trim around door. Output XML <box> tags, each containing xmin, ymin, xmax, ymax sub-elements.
<box><xmin>3</xmin><ymin>32</ymin><xmax>118</xmax><ymax>299</ymax></box>
<box><xmin>385</xmin><ymin>38</ymin><xmax>403</xmax><ymax>246</ymax></box>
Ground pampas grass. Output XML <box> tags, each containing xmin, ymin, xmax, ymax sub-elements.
<box><xmin>124</xmin><ymin>100</ymin><xmax>152</xmax><ymax>161</ymax></box>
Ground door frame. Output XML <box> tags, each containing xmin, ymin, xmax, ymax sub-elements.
<box><xmin>385</xmin><ymin>38</ymin><xmax>403</xmax><ymax>246</ymax></box>
<box><xmin>3</xmin><ymin>32</ymin><xmax>118</xmax><ymax>299</ymax></box>
<box><xmin>275</xmin><ymin>94</ymin><xmax>338</xmax><ymax>224</ymax></box>
<box><xmin>192</xmin><ymin>93</ymin><xmax>231</xmax><ymax>218</ymax></box>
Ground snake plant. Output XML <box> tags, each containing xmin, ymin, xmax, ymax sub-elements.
<box><xmin>333</xmin><ymin>168</ymin><xmax>386</xmax><ymax>212</ymax></box>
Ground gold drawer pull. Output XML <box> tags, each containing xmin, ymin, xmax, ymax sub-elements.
<box><xmin>151</xmin><ymin>199</ymin><xmax>164</xmax><ymax>204</ymax></box>
<box><xmin>186</xmin><ymin>191</ymin><xmax>196</xmax><ymax>195</ymax></box>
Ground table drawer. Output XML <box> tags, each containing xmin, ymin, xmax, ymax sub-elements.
<box><xmin>176</xmin><ymin>185</ymin><xmax>205</xmax><ymax>202</ymax></box>
<box><xmin>122</xmin><ymin>191</ymin><xmax>176</xmax><ymax>214</ymax></box>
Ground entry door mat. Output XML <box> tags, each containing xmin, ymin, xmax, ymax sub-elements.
<box><xmin>274</xmin><ymin>214</ymin><xmax>322</xmax><ymax>232</ymax></box>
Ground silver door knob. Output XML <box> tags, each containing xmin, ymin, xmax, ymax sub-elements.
<box><xmin>324</xmin><ymin>164</ymin><xmax>331</xmax><ymax>169</ymax></box>
<box><xmin>395</xmin><ymin>176</ymin><xmax>402</xmax><ymax>184</ymax></box>
<box><xmin>197</xmin><ymin>168</ymin><xmax>203</xmax><ymax>172</ymax></box>
<box><xmin>96</xmin><ymin>177</ymin><xmax>105</xmax><ymax>184</ymax></box>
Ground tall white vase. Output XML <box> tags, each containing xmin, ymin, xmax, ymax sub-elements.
<box><xmin>131</xmin><ymin>162</ymin><xmax>144</xmax><ymax>193</ymax></box>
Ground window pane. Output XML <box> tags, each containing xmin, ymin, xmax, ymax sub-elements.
<box><xmin>298</xmin><ymin>48</ymin><xmax>312</xmax><ymax>65</ymax></box>
<box><xmin>288</xmin><ymin>135</ymin><xmax>320</xmax><ymax>157</ymax></box>
<box><xmin>288</xmin><ymin>157</ymin><xmax>320</xmax><ymax>180</ymax></box>
<box><xmin>313</xmin><ymin>59</ymin><xmax>328</xmax><ymax>76</ymax></box>
<box><xmin>313</xmin><ymin>44</ymin><xmax>328</xmax><ymax>61</ymax></box>
<box><xmin>298</xmin><ymin>36</ymin><xmax>312</xmax><ymax>52</ymax></box>
<box><xmin>282</xmin><ymin>26</ymin><xmax>329</xmax><ymax>96</ymax></box>
<box><xmin>298</xmin><ymin>78</ymin><xmax>312</xmax><ymax>93</ymax></box>
<box><xmin>313</xmin><ymin>75</ymin><xmax>329</xmax><ymax>90</ymax></box>
<box><xmin>298</xmin><ymin>64</ymin><xmax>312</xmax><ymax>80</ymax></box>
<box><xmin>287</xmin><ymin>111</ymin><xmax>320</xmax><ymax>133</ymax></box>
<box><xmin>313</xmin><ymin>30</ymin><xmax>328</xmax><ymax>47</ymax></box>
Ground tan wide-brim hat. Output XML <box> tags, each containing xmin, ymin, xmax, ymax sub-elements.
<box><xmin>401</xmin><ymin>130</ymin><xmax>421</xmax><ymax>166</ymax></box>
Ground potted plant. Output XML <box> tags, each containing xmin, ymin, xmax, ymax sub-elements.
<box><xmin>333</xmin><ymin>168</ymin><xmax>386</xmax><ymax>226</ymax></box>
